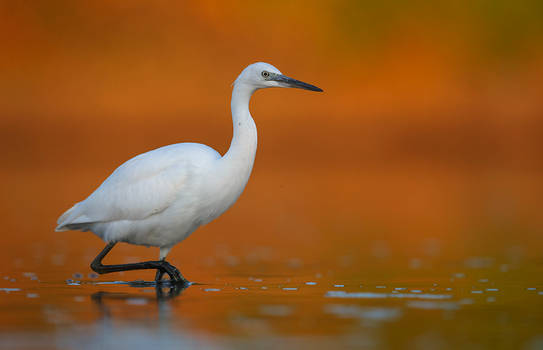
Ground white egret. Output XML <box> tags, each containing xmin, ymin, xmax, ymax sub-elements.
<box><xmin>56</xmin><ymin>62</ymin><xmax>322</xmax><ymax>284</ymax></box>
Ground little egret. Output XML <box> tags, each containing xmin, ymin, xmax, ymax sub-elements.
<box><xmin>56</xmin><ymin>62</ymin><xmax>322</xmax><ymax>285</ymax></box>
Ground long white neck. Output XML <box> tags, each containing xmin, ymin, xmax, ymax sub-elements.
<box><xmin>221</xmin><ymin>82</ymin><xmax>258</xmax><ymax>175</ymax></box>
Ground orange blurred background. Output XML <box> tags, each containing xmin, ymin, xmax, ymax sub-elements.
<box><xmin>1</xmin><ymin>1</ymin><xmax>543</xmax><ymax>274</ymax></box>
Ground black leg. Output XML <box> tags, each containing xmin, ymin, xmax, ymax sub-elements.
<box><xmin>90</xmin><ymin>242</ymin><xmax>189</xmax><ymax>285</ymax></box>
<box><xmin>155</xmin><ymin>268</ymin><xmax>165</xmax><ymax>282</ymax></box>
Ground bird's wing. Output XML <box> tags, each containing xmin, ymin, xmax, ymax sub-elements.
<box><xmin>56</xmin><ymin>143</ymin><xmax>220</xmax><ymax>229</ymax></box>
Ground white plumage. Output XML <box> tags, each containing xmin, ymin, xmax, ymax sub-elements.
<box><xmin>56</xmin><ymin>62</ymin><xmax>322</xmax><ymax>271</ymax></box>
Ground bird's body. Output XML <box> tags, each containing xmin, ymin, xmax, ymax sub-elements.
<box><xmin>57</xmin><ymin>143</ymin><xmax>234</xmax><ymax>258</ymax></box>
<box><xmin>56</xmin><ymin>62</ymin><xmax>321</xmax><ymax>283</ymax></box>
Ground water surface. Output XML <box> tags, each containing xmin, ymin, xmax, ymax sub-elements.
<box><xmin>2</xmin><ymin>250</ymin><xmax>543</xmax><ymax>349</ymax></box>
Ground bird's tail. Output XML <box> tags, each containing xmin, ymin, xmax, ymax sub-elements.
<box><xmin>55</xmin><ymin>203</ymin><xmax>89</xmax><ymax>232</ymax></box>
<box><xmin>55</xmin><ymin>205</ymin><xmax>76</xmax><ymax>231</ymax></box>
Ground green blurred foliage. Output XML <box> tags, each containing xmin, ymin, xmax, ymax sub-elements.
<box><xmin>333</xmin><ymin>0</ymin><xmax>543</xmax><ymax>62</ymax></box>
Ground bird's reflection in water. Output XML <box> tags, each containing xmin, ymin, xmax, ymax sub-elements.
<box><xmin>91</xmin><ymin>281</ymin><xmax>190</xmax><ymax>321</ymax></box>
<box><xmin>87</xmin><ymin>282</ymin><xmax>192</xmax><ymax>345</ymax></box>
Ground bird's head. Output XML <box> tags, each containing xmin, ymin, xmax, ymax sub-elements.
<box><xmin>234</xmin><ymin>62</ymin><xmax>323</xmax><ymax>92</ymax></box>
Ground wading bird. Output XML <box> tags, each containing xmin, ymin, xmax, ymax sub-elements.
<box><xmin>56</xmin><ymin>62</ymin><xmax>322</xmax><ymax>285</ymax></box>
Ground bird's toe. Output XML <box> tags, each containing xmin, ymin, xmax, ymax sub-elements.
<box><xmin>155</xmin><ymin>261</ymin><xmax>188</xmax><ymax>285</ymax></box>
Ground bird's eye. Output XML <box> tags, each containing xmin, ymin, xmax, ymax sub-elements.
<box><xmin>262</xmin><ymin>71</ymin><xmax>270</xmax><ymax>79</ymax></box>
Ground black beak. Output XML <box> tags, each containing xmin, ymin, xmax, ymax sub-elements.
<box><xmin>272</xmin><ymin>74</ymin><xmax>323</xmax><ymax>92</ymax></box>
